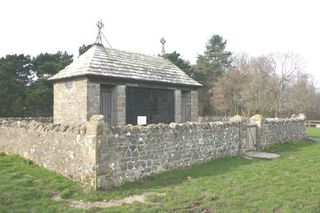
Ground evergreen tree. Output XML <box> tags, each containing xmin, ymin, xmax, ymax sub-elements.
<box><xmin>195</xmin><ymin>34</ymin><xmax>233</xmax><ymax>115</ymax></box>
<box><xmin>33</xmin><ymin>52</ymin><xmax>73</xmax><ymax>78</ymax></box>
<box><xmin>0</xmin><ymin>52</ymin><xmax>73</xmax><ymax>117</ymax></box>
<box><xmin>196</xmin><ymin>34</ymin><xmax>232</xmax><ymax>87</ymax></box>
<box><xmin>163</xmin><ymin>51</ymin><xmax>194</xmax><ymax>77</ymax></box>
<box><xmin>78</xmin><ymin>44</ymin><xmax>94</xmax><ymax>56</ymax></box>
<box><xmin>27</xmin><ymin>52</ymin><xmax>73</xmax><ymax>116</ymax></box>
<box><xmin>0</xmin><ymin>54</ymin><xmax>32</xmax><ymax>116</ymax></box>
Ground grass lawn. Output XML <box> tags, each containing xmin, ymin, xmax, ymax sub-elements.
<box><xmin>307</xmin><ymin>127</ymin><xmax>320</xmax><ymax>138</ymax></box>
<box><xmin>0</xmin><ymin>130</ymin><xmax>319</xmax><ymax>212</ymax></box>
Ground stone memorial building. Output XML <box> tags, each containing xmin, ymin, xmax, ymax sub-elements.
<box><xmin>49</xmin><ymin>44</ymin><xmax>201</xmax><ymax>126</ymax></box>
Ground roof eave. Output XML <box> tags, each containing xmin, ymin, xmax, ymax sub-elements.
<box><xmin>85</xmin><ymin>73</ymin><xmax>202</xmax><ymax>88</ymax></box>
<box><xmin>48</xmin><ymin>73</ymin><xmax>202</xmax><ymax>88</ymax></box>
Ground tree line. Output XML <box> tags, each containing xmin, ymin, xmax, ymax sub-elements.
<box><xmin>0</xmin><ymin>52</ymin><xmax>72</xmax><ymax>117</ymax></box>
<box><xmin>164</xmin><ymin>35</ymin><xmax>320</xmax><ymax>119</ymax></box>
<box><xmin>0</xmin><ymin>35</ymin><xmax>319</xmax><ymax>119</ymax></box>
<box><xmin>212</xmin><ymin>53</ymin><xmax>320</xmax><ymax>119</ymax></box>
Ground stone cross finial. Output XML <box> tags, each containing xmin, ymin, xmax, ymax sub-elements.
<box><xmin>95</xmin><ymin>20</ymin><xmax>104</xmax><ymax>45</ymax></box>
<box><xmin>160</xmin><ymin>37</ymin><xmax>166</xmax><ymax>56</ymax></box>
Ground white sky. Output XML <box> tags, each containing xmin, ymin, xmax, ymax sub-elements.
<box><xmin>0</xmin><ymin>0</ymin><xmax>319</xmax><ymax>85</ymax></box>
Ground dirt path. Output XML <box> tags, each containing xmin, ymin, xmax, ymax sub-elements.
<box><xmin>53</xmin><ymin>192</ymin><xmax>165</xmax><ymax>209</ymax></box>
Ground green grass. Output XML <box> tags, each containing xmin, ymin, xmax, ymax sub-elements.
<box><xmin>307</xmin><ymin>127</ymin><xmax>320</xmax><ymax>138</ymax></box>
<box><xmin>1</xmin><ymin>139</ymin><xmax>320</xmax><ymax>212</ymax></box>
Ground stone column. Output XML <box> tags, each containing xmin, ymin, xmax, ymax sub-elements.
<box><xmin>174</xmin><ymin>90</ymin><xmax>181</xmax><ymax>123</ymax></box>
<box><xmin>190</xmin><ymin>90</ymin><xmax>198</xmax><ymax>122</ymax></box>
<box><xmin>112</xmin><ymin>85</ymin><xmax>126</xmax><ymax>126</ymax></box>
<box><xmin>87</xmin><ymin>81</ymin><xmax>100</xmax><ymax>121</ymax></box>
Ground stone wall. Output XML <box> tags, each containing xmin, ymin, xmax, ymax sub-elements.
<box><xmin>0</xmin><ymin>116</ymin><xmax>306</xmax><ymax>190</ymax></box>
<box><xmin>95</xmin><ymin>118</ymin><xmax>305</xmax><ymax>188</ymax></box>
<box><xmin>258</xmin><ymin>118</ymin><xmax>306</xmax><ymax>149</ymax></box>
<box><xmin>95</xmin><ymin>121</ymin><xmax>247</xmax><ymax>189</ymax></box>
<box><xmin>0</xmin><ymin>117</ymin><xmax>53</xmax><ymax>123</ymax></box>
<box><xmin>0</xmin><ymin>119</ymin><xmax>96</xmax><ymax>187</ymax></box>
<box><xmin>198</xmin><ymin>116</ymin><xmax>229</xmax><ymax>122</ymax></box>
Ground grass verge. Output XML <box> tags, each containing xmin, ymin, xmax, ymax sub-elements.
<box><xmin>307</xmin><ymin>127</ymin><xmax>320</xmax><ymax>138</ymax></box>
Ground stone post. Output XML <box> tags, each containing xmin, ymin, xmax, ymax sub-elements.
<box><xmin>250</xmin><ymin>114</ymin><xmax>263</xmax><ymax>151</ymax></box>
<box><xmin>87</xmin><ymin>115</ymin><xmax>122</xmax><ymax>189</ymax></box>
<box><xmin>174</xmin><ymin>90</ymin><xmax>181</xmax><ymax>123</ymax></box>
<box><xmin>86</xmin><ymin>114</ymin><xmax>118</xmax><ymax>190</ymax></box>
<box><xmin>85</xmin><ymin>115</ymin><xmax>107</xmax><ymax>190</ymax></box>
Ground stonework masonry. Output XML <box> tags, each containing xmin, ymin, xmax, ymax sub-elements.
<box><xmin>112</xmin><ymin>85</ymin><xmax>126</xmax><ymax>126</ymax></box>
<box><xmin>184</xmin><ymin>91</ymin><xmax>192</xmax><ymax>121</ymax></box>
<box><xmin>0</xmin><ymin>120</ymin><xmax>95</xmax><ymax>187</ymax></box>
<box><xmin>190</xmin><ymin>90</ymin><xmax>198</xmax><ymax>121</ymax></box>
<box><xmin>54</xmin><ymin>78</ymin><xmax>103</xmax><ymax>125</ymax></box>
<box><xmin>54</xmin><ymin>78</ymin><xmax>88</xmax><ymax>125</ymax></box>
<box><xmin>258</xmin><ymin>119</ymin><xmax>306</xmax><ymax>149</ymax></box>
<box><xmin>96</xmin><ymin>121</ymin><xmax>246</xmax><ymax>189</ymax></box>
<box><xmin>87</xmin><ymin>80</ymin><xmax>100</xmax><ymax>121</ymax></box>
<box><xmin>53</xmin><ymin>75</ymin><xmax>199</xmax><ymax>126</ymax></box>
<box><xmin>0</xmin><ymin>117</ymin><xmax>53</xmax><ymax>123</ymax></box>
<box><xmin>0</xmin><ymin>117</ymin><xmax>306</xmax><ymax>190</ymax></box>
<box><xmin>174</xmin><ymin>90</ymin><xmax>181</xmax><ymax>123</ymax></box>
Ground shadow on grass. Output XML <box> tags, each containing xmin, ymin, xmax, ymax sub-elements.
<box><xmin>263</xmin><ymin>140</ymin><xmax>317</xmax><ymax>153</ymax></box>
<box><xmin>73</xmin><ymin>156</ymin><xmax>257</xmax><ymax>201</ymax></box>
<box><xmin>112</xmin><ymin>156</ymin><xmax>252</xmax><ymax>192</ymax></box>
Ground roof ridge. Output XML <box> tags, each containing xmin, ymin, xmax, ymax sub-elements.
<box><xmin>99</xmin><ymin>45</ymin><xmax>165</xmax><ymax>61</ymax></box>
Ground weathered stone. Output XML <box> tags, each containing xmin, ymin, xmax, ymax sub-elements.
<box><xmin>112</xmin><ymin>85</ymin><xmax>126</xmax><ymax>126</ymax></box>
<box><xmin>53</xmin><ymin>78</ymin><xmax>89</xmax><ymax>125</ymax></box>
<box><xmin>0</xmin><ymin>119</ymin><xmax>96</xmax><ymax>188</ymax></box>
<box><xmin>190</xmin><ymin>91</ymin><xmax>198</xmax><ymax>122</ymax></box>
<box><xmin>0</xmin><ymin>116</ymin><xmax>306</xmax><ymax>190</ymax></box>
<box><xmin>245</xmin><ymin>151</ymin><xmax>280</xmax><ymax>159</ymax></box>
<box><xmin>229</xmin><ymin>114</ymin><xmax>244</xmax><ymax>123</ymax></box>
<box><xmin>174</xmin><ymin>90</ymin><xmax>182</xmax><ymax>123</ymax></box>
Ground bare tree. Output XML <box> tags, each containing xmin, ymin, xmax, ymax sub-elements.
<box><xmin>269</xmin><ymin>53</ymin><xmax>304</xmax><ymax>116</ymax></box>
<box><xmin>285</xmin><ymin>73</ymin><xmax>319</xmax><ymax>118</ymax></box>
<box><xmin>211</xmin><ymin>69</ymin><xmax>247</xmax><ymax>115</ymax></box>
<box><xmin>231</xmin><ymin>53</ymin><xmax>250</xmax><ymax>70</ymax></box>
<box><xmin>240</xmin><ymin>56</ymin><xmax>277</xmax><ymax>116</ymax></box>
<box><xmin>211</xmin><ymin>52</ymin><xmax>318</xmax><ymax>118</ymax></box>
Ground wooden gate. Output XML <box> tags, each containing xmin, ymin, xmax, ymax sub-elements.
<box><xmin>246</xmin><ymin>125</ymin><xmax>257</xmax><ymax>151</ymax></box>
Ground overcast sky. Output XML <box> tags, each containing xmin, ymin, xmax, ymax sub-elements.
<box><xmin>1</xmin><ymin>0</ymin><xmax>319</xmax><ymax>85</ymax></box>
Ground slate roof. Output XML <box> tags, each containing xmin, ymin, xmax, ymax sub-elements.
<box><xmin>49</xmin><ymin>44</ymin><xmax>201</xmax><ymax>87</ymax></box>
